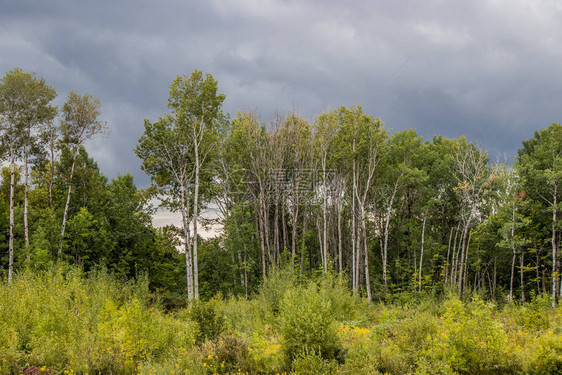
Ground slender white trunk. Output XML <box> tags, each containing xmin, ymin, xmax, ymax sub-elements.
<box><xmin>337</xmin><ymin>195</ymin><xmax>343</xmax><ymax>273</ymax></box>
<box><xmin>49</xmin><ymin>148</ymin><xmax>55</xmax><ymax>209</ymax></box>
<box><xmin>520</xmin><ymin>252</ymin><xmax>525</xmax><ymax>302</ymax></box>
<box><xmin>509</xmin><ymin>207</ymin><xmax>516</xmax><ymax>301</ymax></box>
<box><xmin>418</xmin><ymin>215</ymin><xmax>427</xmax><ymax>292</ymax></box>
<box><xmin>552</xmin><ymin>188</ymin><xmax>558</xmax><ymax>308</ymax></box>
<box><xmin>382</xmin><ymin>182</ymin><xmax>398</xmax><ymax>292</ymax></box>
<box><xmin>450</xmin><ymin>226</ymin><xmax>460</xmax><ymax>288</ymax></box>
<box><xmin>509</xmin><ymin>250</ymin><xmax>516</xmax><ymax>301</ymax></box>
<box><xmin>351</xmin><ymin>154</ymin><xmax>357</xmax><ymax>292</ymax></box>
<box><xmin>322</xmin><ymin>159</ymin><xmax>328</xmax><ymax>271</ymax></box>
<box><xmin>257</xmin><ymin>192</ymin><xmax>267</xmax><ymax>279</ymax></box>
<box><xmin>24</xmin><ymin>145</ymin><xmax>29</xmax><ymax>253</ymax></box>
<box><xmin>184</xmin><ymin>221</ymin><xmax>193</xmax><ymax>300</ymax></box>
<box><xmin>351</xmin><ymin>215</ymin><xmax>356</xmax><ymax>291</ymax></box>
<box><xmin>181</xmin><ymin>184</ymin><xmax>193</xmax><ymax>300</ymax></box>
<box><xmin>193</xmin><ymin>142</ymin><xmax>200</xmax><ymax>300</ymax></box>
<box><xmin>445</xmin><ymin>225</ymin><xmax>455</xmax><ymax>285</ymax></box>
<box><xmin>8</xmin><ymin>154</ymin><xmax>15</xmax><ymax>285</ymax></box>
<box><xmin>361</xmin><ymin>205</ymin><xmax>372</xmax><ymax>302</ymax></box>
<box><xmin>59</xmin><ymin>147</ymin><xmax>79</xmax><ymax>257</ymax></box>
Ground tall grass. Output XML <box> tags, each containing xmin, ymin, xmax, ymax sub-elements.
<box><xmin>0</xmin><ymin>267</ymin><xmax>196</xmax><ymax>374</ymax></box>
<box><xmin>1</xmin><ymin>267</ymin><xmax>561</xmax><ymax>374</ymax></box>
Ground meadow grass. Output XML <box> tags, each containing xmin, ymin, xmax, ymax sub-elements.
<box><xmin>1</xmin><ymin>268</ymin><xmax>561</xmax><ymax>374</ymax></box>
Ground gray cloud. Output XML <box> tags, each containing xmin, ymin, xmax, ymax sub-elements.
<box><xmin>1</xmin><ymin>0</ymin><xmax>561</xmax><ymax>186</ymax></box>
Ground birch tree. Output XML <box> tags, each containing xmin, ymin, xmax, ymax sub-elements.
<box><xmin>335</xmin><ymin>105</ymin><xmax>386</xmax><ymax>299</ymax></box>
<box><xmin>452</xmin><ymin>140</ymin><xmax>491</xmax><ymax>296</ymax></box>
<box><xmin>58</xmin><ymin>91</ymin><xmax>106</xmax><ymax>256</ymax></box>
<box><xmin>314</xmin><ymin>111</ymin><xmax>339</xmax><ymax>271</ymax></box>
<box><xmin>0</xmin><ymin>68</ymin><xmax>56</xmax><ymax>281</ymax></box>
<box><xmin>136</xmin><ymin>70</ymin><xmax>224</xmax><ymax>300</ymax></box>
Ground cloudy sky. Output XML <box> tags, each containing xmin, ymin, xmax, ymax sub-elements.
<box><xmin>1</xmin><ymin>0</ymin><xmax>561</xmax><ymax>187</ymax></box>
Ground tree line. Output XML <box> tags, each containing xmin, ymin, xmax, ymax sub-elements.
<box><xmin>2</xmin><ymin>68</ymin><xmax>561</xmax><ymax>306</ymax></box>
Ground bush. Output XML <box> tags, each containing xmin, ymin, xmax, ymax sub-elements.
<box><xmin>189</xmin><ymin>299</ymin><xmax>225</xmax><ymax>344</ymax></box>
<box><xmin>292</xmin><ymin>351</ymin><xmax>338</xmax><ymax>375</ymax></box>
<box><xmin>278</xmin><ymin>282</ymin><xmax>344</xmax><ymax>368</ymax></box>
<box><xmin>257</xmin><ymin>267</ymin><xmax>298</xmax><ymax>318</ymax></box>
<box><xmin>530</xmin><ymin>329</ymin><xmax>562</xmax><ymax>374</ymax></box>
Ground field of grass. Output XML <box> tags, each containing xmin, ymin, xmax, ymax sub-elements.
<box><xmin>1</xmin><ymin>268</ymin><xmax>561</xmax><ymax>374</ymax></box>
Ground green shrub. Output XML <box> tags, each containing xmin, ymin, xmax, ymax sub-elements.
<box><xmin>420</xmin><ymin>296</ymin><xmax>521</xmax><ymax>374</ymax></box>
<box><xmin>257</xmin><ymin>267</ymin><xmax>298</xmax><ymax>318</ymax></box>
<box><xmin>292</xmin><ymin>351</ymin><xmax>338</xmax><ymax>375</ymax></box>
<box><xmin>189</xmin><ymin>299</ymin><xmax>225</xmax><ymax>344</ymax></box>
<box><xmin>246</xmin><ymin>328</ymin><xmax>283</xmax><ymax>374</ymax></box>
<box><xmin>278</xmin><ymin>282</ymin><xmax>344</xmax><ymax>368</ymax></box>
<box><xmin>201</xmin><ymin>332</ymin><xmax>250</xmax><ymax>373</ymax></box>
<box><xmin>530</xmin><ymin>329</ymin><xmax>562</xmax><ymax>374</ymax></box>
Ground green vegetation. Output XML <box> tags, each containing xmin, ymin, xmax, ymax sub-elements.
<box><xmin>1</xmin><ymin>268</ymin><xmax>561</xmax><ymax>374</ymax></box>
<box><xmin>1</xmin><ymin>67</ymin><xmax>562</xmax><ymax>373</ymax></box>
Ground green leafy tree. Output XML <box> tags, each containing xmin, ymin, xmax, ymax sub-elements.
<box><xmin>518</xmin><ymin>123</ymin><xmax>562</xmax><ymax>306</ymax></box>
<box><xmin>136</xmin><ymin>70</ymin><xmax>225</xmax><ymax>300</ymax></box>
<box><xmin>58</xmin><ymin>91</ymin><xmax>107</xmax><ymax>257</ymax></box>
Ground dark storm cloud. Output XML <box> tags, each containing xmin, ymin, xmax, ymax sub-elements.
<box><xmin>1</xmin><ymin>0</ymin><xmax>561</xmax><ymax>185</ymax></box>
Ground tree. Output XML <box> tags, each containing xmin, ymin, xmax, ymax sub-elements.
<box><xmin>334</xmin><ymin>105</ymin><xmax>387</xmax><ymax>299</ymax></box>
<box><xmin>314</xmin><ymin>111</ymin><xmax>339</xmax><ymax>272</ymax></box>
<box><xmin>451</xmin><ymin>140</ymin><xmax>492</xmax><ymax>296</ymax></box>
<box><xmin>518</xmin><ymin>123</ymin><xmax>562</xmax><ymax>307</ymax></box>
<box><xmin>136</xmin><ymin>70</ymin><xmax>225</xmax><ymax>300</ymax></box>
<box><xmin>0</xmin><ymin>68</ymin><xmax>56</xmax><ymax>282</ymax></box>
<box><xmin>58</xmin><ymin>91</ymin><xmax>107</xmax><ymax>257</ymax></box>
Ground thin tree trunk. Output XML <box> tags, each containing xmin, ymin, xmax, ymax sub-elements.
<box><xmin>256</xmin><ymin>206</ymin><xmax>267</xmax><ymax>279</ymax></box>
<box><xmin>457</xmin><ymin>224</ymin><xmax>468</xmax><ymax>297</ymax></box>
<box><xmin>316</xmin><ymin>218</ymin><xmax>323</xmax><ymax>268</ymax></box>
<box><xmin>184</xmin><ymin>218</ymin><xmax>193</xmax><ymax>300</ymax></box>
<box><xmin>24</xmin><ymin>145</ymin><xmax>30</xmax><ymax>253</ymax></box>
<box><xmin>59</xmin><ymin>147</ymin><xmax>79</xmax><ymax>257</ymax></box>
<box><xmin>193</xmin><ymin>156</ymin><xmax>200</xmax><ymax>300</ymax></box>
<box><xmin>536</xmin><ymin>244</ymin><xmax>541</xmax><ymax>295</ymax></box>
<box><xmin>419</xmin><ymin>215</ymin><xmax>427</xmax><ymax>292</ymax></box>
<box><xmin>463</xmin><ymin>231</ymin><xmax>472</xmax><ymax>292</ymax></box>
<box><xmin>282</xmin><ymin>200</ymin><xmax>288</xmax><ymax>257</ymax></box>
<box><xmin>274</xmin><ymin>192</ymin><xmax>280</xmax><ymax>267</ymax></box>
<box><xmin>445</xmin><ymin>225</ymin><xmax>455</xmax><ymax>286</ymax></box>
<box><xmin>361</xmin><ymin>206</ymin><xmax>372</xmax><ymax>302</ymax></box>
<box><xmin>493</xmin><ymin>257</ymin><xmax>497</xmax><ymax>299</ymax></box>
<box><xmin>449</xmin><ymin>225</ymin><xmax>459</xmax><ymax>288</ymax></box>
<box><xmin>322</xmin><ymin>164</ymin><xmax>328</xmax><ymax>272</ymax></box>
<box><xmin>510</xmin><ymin>250</ymin><xmax>516</xmax><ymax>301</ymax></box>
<box><xmin>300</xmin><ymin>211</ymin><xmax>307</xmax><ymax>274</ymax></box>
<box><xmin>291</xmin><ymin>199</ymin><xmax>299</xmax><ymax>270</ymax></box>
<box><xmin>49</xmin><ymin>147</ymin><xmax>55</xmax><ymax>209</ymax></box>
<box><xmin>451</xmin><ymin>226</ymin><xmax>461</xmax><ymax>288</ymax></box>
<box><xmin>382</xmin><ymin>182</ymin><xmax>399</xmax><ymax>292</ymax></box>
<box><xmin>351</xmin><ymin>159</ymin><xmax>357</xmax><ymax>293</ymax></box>
<box><xmin>8</xmin><ymin>154</ymin><xmax>15</xmax><ymax>285</ymax></box>
<box><xmin>552</xmin><ymin>188</ymin><xmax>558</xmax><ymax>308</ymax></box>
<box><xmin>520</xmin><ymin>251</ymin><xmax>525</xmax><ymax>302</ymax></box>
<box><xmin>337</xmin><ymin>197</ymin><xmax>343</xmax><ymax>273</ymax></box>
<box><xmin>244</xmin><ymin>251</ymin><xmax>248</xmax><ymax>298</ymax></box>
<box><xmin>181</xmin><ymin>183</ymin><xmax>193</xmax><ymax>300</ymax></box>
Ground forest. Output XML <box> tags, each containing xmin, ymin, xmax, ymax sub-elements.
<box><xmin>0</xmin><ymin>68</ymin><xmax>561</xmax><ymax>374</ymax></box>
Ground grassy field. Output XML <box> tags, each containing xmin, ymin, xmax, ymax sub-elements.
<box><xmin>1</xmin><ymin>268</ymin><xmax>561</xmax><ymax>374</ymax></box>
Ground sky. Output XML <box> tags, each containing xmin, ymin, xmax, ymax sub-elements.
<box><xmin>1</xmin><ymin>0</ymin><xmax>562</xmax><ymax>189</ymax></box>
